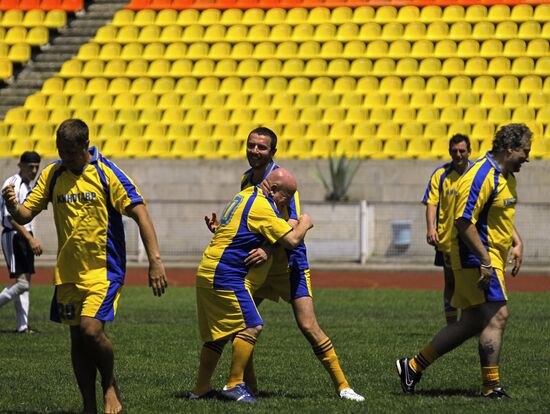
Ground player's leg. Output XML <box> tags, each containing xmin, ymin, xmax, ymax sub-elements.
<box><xmin>191</xmin><ymin>339</ymin><xmax>228</xmax><ymax>398</ymax></box>
<box><xmin>443</xmin><ymin>265</ymin><xmax>458</xmax><ymax>324</ymax></box>
<box><xmin>243</xmin><ymin>297</ymin><xmax>263</xmax><ymax>395</ymax></box>
<box><xmin>70</xmin><ymin>324</ymin><xmax>98</xmax><ymax>413</ymax></box>
<box><xmin>13</xmin><ymin>274</ymin><xmax>32</xmax><ymax>332</ymax></box>
<box><xmin>292</xmin><ymin>296</ymin><xmax>364</xmax><ymax>401</ymax></box>
<box><xmin>79</xmin><ymin>316</ymin><xmax>122</xmax><ymax>414</ymax></box>
<box><xmin>478</xmin><ymin>302</ymin><xmax>509</xmax><ymax>397</ymax></box>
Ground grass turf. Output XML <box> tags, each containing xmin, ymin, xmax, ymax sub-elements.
<box><xmin>0</xmin><ymin>285</ymin><xmax>548</xmax><ymax>413</ymax></box>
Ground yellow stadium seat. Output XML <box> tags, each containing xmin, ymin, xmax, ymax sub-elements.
<box><xmin>418</xmin><ymin>58</ymin><xmax>442</xmax><ymax>76</ymax></box>
<box><xmin>124</xmin><ymin>138</ymin><xmax>149</xmax><ymax>158</ymax></box>
<box><xmin>526</xmin><ymin>39</ymin><xmax>548</xmax><ymax>57</ymax></box>
<box><xmin>111</xmin><ymin>92</ymin><xmax>134</xmax><ymax>110</ymax></box>
<box><xmin>270</xmin><ymin>92</ymin><xmax>292</xmax><ymax>109</ymax></box>
<box><xmin>253</xmin><ymin>41</ymin><xmax>275</xmax><ymax>59</ymax></box>
<box><xmin>287</xmin><ymin>76</ymin><xmax>310</xmax><ymax>93</ymax></box>
<box><xmin>101</xmin><ymin>42</ymin><xmax>123</xmax><ymax>60</ymax></box>
<box><xmin>527</xmin><ymin>91</ymin><xmax>547</xmax><ymax>108</ymax></box>
<box><xmin>90</xmin><ymin>94</ymin><xmax>113</xmax><ymax>112</ymax></box>
<box><xmin>159</xmin><ymin>25</ymin><xmax>182</xmax><ymax>43</ymax></box>
<box><xmin>6</xmin><ymin>43</ymin><xmax>29</xmax><ymax>63</ymax></box>
<box><xmin>535</xmin><ymin>57</ymin><xmax>550</xmax><ymax>75</ymax></box>
<box><xmin>320</xmin><ymin>40</ymin><xmax>343</xmax><ymax>58</ymax></box>
<box><xmin>465</xmin><ymin>57</ymin><xmax>488</xmax><ymax>75</ymax></box>
<box><xmin>424</xmin><ymin>122</ymin><xmax>446</xmax><ymax>141</ymax></box>
<box><xmin>400</xmin><ymin>122</ymin><xmax>423</xmax><ymax>140</ymax></box>
<box><xmin>537</xmin><ymin>107</ymin><xmax>550</xmax><ymax>123</ymax></box>
<box><xmin>182</xmin><ymin>24</ymin><xmax>204</xmax><ymax>42</ymax></box>
<box><xmin>183</xmin><ymin>107</ymin><xmax>206</xmax><ymax>124</ymax></box>
<box><xmin>155</xmin><ymin>8</ymin><xmax>177</xmax><ymax>26</ymax></box>
<box><xmin>193</xmin><ymin>137</ymin><xmax>218</xmax><ymax>159</ymax></box>
<box><xmin>425</xmin><ymin>75</ymin><xmax>448</xmax><ymax>92</ymax></box>
<box><xmin>198</xmin><ymin>8</ymin><xmax>221</xmax><ymax>25</ymax></box>
<box><xmin>510</xmin><ymin>57</ymin><xmax>534</xmax><ymax>75</ymax></box>
<box><xmin>449</xmin><ymin>76</ymin><xmax>472</xmax><ymax>92</ymax></box>
<box><xmin>252</xmin><ymin>107</ymin><xmax>276</xmax><ymax>124</ymax></box>
<box><xmin>217</xmin><ymin>137</ymin><xmax>242</xmax><ymax>159</ymax></box>
<box><xmin>264</xmin><ymin>76</ymin><xmax>287</xmax><ymax>94</ymax></box>
<box><xmin>119</xmin><ymin>42</ymin><xmax>142</xmax><ymax>60</ymax></box>
<box><xmin>219</xmin><ymin>7</ymin><xmax>242</xmax><ymax>25</ymax></box>
<box><xmin>488</xmin><ymin>4</ymin><xmax>510</xmax><ymax>21</ymax></box>
<box><xmin>357</xmin><ymin>136</ymin><xmax>383</xmax><ymax>159</ymax></box>
<box><xmin>170</xmin><ymin>59</ymin><xmax>192</xmax><ymax>76</ymax></box>
<box><xmin>41</xmin><ymin>77</ymin><xmax>63</xmax><ymax>95</ymax></box>
<box><xmin>142</xmin><ymin>42</ymin><xmax>165</xmax><ymax>60</ymax></box>
<box><xmin>171</xmin><ymin>135</ymin><xmax>194</xmax><ymax>158</ymax></box>
<box><xmin>449</xmin><ymin>21</ymin><xmax>471</xmax><ymax>40</ymax></box>
<box><xmin>381</xmin><ymin>22</ymin><xmax>403</xmax><ymax>40</ymax></box>
<box><xmin>135</xmin><ymin>92</ymin><xmax>158</xmax><ymax>110</ymax></box>
<box><xmin>472</xmin><ymin>75</ymin><xmax>496</xmax><ymax>92</ymax></box>
<box><xmin>442</xmin><ymin>5</ymin><xmax>464</xmax><ymax>21</ymax></box>
<box><xmin>116</xmin><ymin>25</ymin><xmax>139</xmax><ymax>43</ymax></box>
<box><xmin>361</xmin><ymin>91</ymin><xmax>384</xmax><ymax>109</ymax></box>
<box><xmin>231</xmin><ymin>42</ymin><xmax>253</xmax><ymax>59</ymax></box>
<box><xmin>187</xmin><ymin>42</ymin><xmax>208</xmax><ymax>59</ymax></box>
<box><xmin>45</xmin><ymin>93</ymin><xmax>67</xmax><ymax>109</ymax></box>
<box><xmin>247</xmin><ymin>24</ymin><xmax>269</xmax><ymax>41</ymax></box>
<box><xmin>472</xmin><ymin>21</ymin><xmax>495</xmax><ymax>38</ymax></box>
<box><xmin>471</xmin><ymin>123</ymin><xmax>495</xmax><ymax>141</ymax></box>
<box><xmin>59</xmin><ymin>59</ymin><xmax>82</xmax><ymax>78</ymax></box>
<box><xmin>432</xmin><ymin>91</ymin><xmax>455</xmax><ymax>109</ymax></box>
<box><xmin>442</xmin><ymin>58</ymin><xmax>464</xmax><ymax>75</ymax></box>
<box><xmin>382</xmin><ymin>137</ymin><xmax>406</xmax><ymax>158</ymax></box>
<box><xmin>377</xmin><ymin>121</ymin><xmax>400</xmax><ymax>140</ymax></box>
<box><xmin>518</xmin><ymin>21</ymin><xmax>541</xmax><ymax>40</ymax></box>
<box><xmin>24</xmin><ymin>92</ymin><xmax>46</xmax><ymax>109</ymax></box>
<box><xmin>529</xmin><ymin>138</ymin><xmax>550</xmax><ymax>159</ymax></box>
<box><xmin>237</xmin><ymin>58</ymin><xmax>259</xmax><ymax>77</ymax></box>
<box><xmin>209</xmin><ymin>41</ymin><xmax>231</xmax><ymax>59</ymax></box>
<box><xmin>214</xmin><ymin>58</ymin><xmax>237</xmax><ymax>77</ymax></box>
<box><xmin>81</xmin><ymin>59</ymin><xmax>105</xmax><ymax>78</ymax></box>
<box><xmin>77</xmin><ymin>42</ymin><xmax>99</xmax><ymax>60</ymax></box>
<box><xmin>396</xmin><ymin>5</ymin><xmax>419</xmax><ymax>21</ymax></box>
<box><xmin>27</xmin><ymin>108</ymin><xmax>49</xmax><ymax>124</ymax></box>
<box><xmin>49</xmin><ymin>107</ymin><xmax>72</xmax><ymax>125</ymax></box>
<box><xmin>440</xmin><ymin>107</ymin><xmax>463</xmax><ymax>123</ymax></box>
<box><xmin>225</xmin><ymin>24</ymin><xmax>247</xmax><ymax>42</ymax></box>
<box><xmin>207</xmin><ymin>107</ymin><xmax>230</xmax><ymax>123</ymax></box>
<box><xmin>342</xmin><ymin>40</ymin><xmax>365</xmax><ymax>58</ymax></box>
<box><xmin>388</xmin><ymin>40</ymin><xmax>411</xmax><ymax>58</ymax></box>
<box><xmin>480</xmin><ymin>91</ymin><xmax>503</xmax><ymax>108</ymax></box>
<box><xmin>303</xmin><ymin>58</ymin><xmax>326</xmax><ymax>76</ymax></box>
<box><xmin>512</xmin><ymin>107</ymin><xmax>535</xmax><ymax>123</ymax></box>
<box><xmin>365</xmin><ymin>39</ymin><xmax>387</xmax><ymax>57</ymax></box>
<box><xmin>126</xmin><ymin>59</ymin><xmax>148</xmax><ymax>77</ymax></box>
<box><xmin>503</xmin><ymin>39</ymin><xmax>527</xmax><ymax>57</ymax></box>
<box><xmin>487</xmin><ymin>57</ymin><xmax>511</xmax><ymax>75</ymax></box>
<box><xmin>176</xmin><ymin>8</ymin><xmax>198</xmax><ymax>24</ymax></box>
<box><xmin>130</xmin><ymin>77</ymin><xmax>152</xmax><ymax>94</ymax></box>
<box><xmin>299</xmin><ymin>107</ymin><xmax>322</xmax><ymax>123</ymax></box>
<box><xmin>314</xmin><ymin>23</ymin><xmax>337</xmax><ymax>42</ymax></box>
<box><xmin>62</xmin><ymin>77</ymin><xmax>86</xmax><ymax>95</ymax></box>
<box><xmin>241</xmin><ymin>76</ymin><xmax>265</xmax><ymax>93</ymax></box>
<box><xmin>230</xmin><ymin>108</ymin><xmax>253</xmax><ymax>124</ymax></box>
<box><xmin>112</xmin><ymin>9</ymin><xmax>134</xmax><ymax>27</ymax></box>
<box><xmin>462</xmin><ymin>4</ymin><xmax>486</xmax><ymax>21</ymax></box>
<box><xmin>93</xmin><ymin>107</ymin><xmax>116</xmax><ymax>124</ymax></box>
<box><xmin>495</xmin><ymin>21</ymin><xmax>518</xmax><ymax>39</ymax></box>
<box><xmin>406</xmin><ymin>137</ymin><xmax>431</xmax><ymax>159</ymax></box>
<box><xmin>426</xmin><ymin>22</ymin><xmax>448</xmax><ymax>40</ymax></box>
<box><xmin>375</xmin><ymin>5</ymin><xmax>397</xmax><ymax>23</ymax></box>
<box><xmin>148</xmin><ymin>138</ymin><xmax>173</xmax><ymax>158</ymax></box>
<box><xmin>241</xmin><ymin>7</ymin><xmax>264</xmax><ymax>24</ymax></box>
<box><xmin>133</xmin><ymin>9</ymin><xmax>155</xmax><ymax>27</ymax></box>
<box><xmin>392</xmin><ymin>107</ymin><xmax>415</xmax><ymax>123</ymax></box>
<box><xmin>104</xmin><ymin>59</ymin><xmax>126</xmax><ymax>77</ymax></box>
<box><xmin>276</xmin><ymin>41</ymin><xmax>297</xmax><ymax>58</ymax></box>
<box><xmin>177</xmin><ymin>93</ymin><xmax>200</xmax><ymax>110</ymax></box>
<box><xmin>317</xmin><ymin>93</ymin><xmax>340</xmax><ymax>109</ymax></box>
<box><xmin>336</xmin><ymin>23</ymin><xmax>358</xmax><ymax>42</ymax></box>
<box><xmin>456</xmin><ymin>39</ymin><xmax>479</xmax><ymax>58</ymax></box>
<box><xmin>456</xmin><ymin>91</ymin><xmax>479</xmax><ymax>108</ymax></box>
<box><xmin>488</xmin><ymin>107</ymin><xmax>511</xmax><ymax>123</ymax></box>
<box><xmin>388</xmin><ymin>91</ymin><xmax>412</xmax><ymax>109</ymax></box>
<box><xmin>463</xmin><ymin>107</ymin><xmax>486</xmax><ymax>123</ymax></box>
<box><xmin>259</xmin><ymin>58</ymin><xmax>282</xmax><ymax>77</ymax></box>
<box><xmin>351</xmin><ymin>5</ymin><xmax>374</xmax><ymax>23</ymax></box>
<box><xmin>4</xmin><ymin>107</ymin><xmax>27</xmax><ymax>125</ymax></box>
<box><xmin>409</xmin><ymin>40</ymin><xmax>432</xmax><ymax>58</ymax></box>
<box><xmin>495</xmin><ymin>75</ymin><xmax>519</xmax><ymax>92</ymax></box>
<box><xmin>160</xmin><ymin>107</ymin><xmax>184</xmax><ymax>124</ymax></box>
<box><xmin>360</xmin><ymin>22</ymin><xmax>382</xmax><ymax>40</ymax></box>
<box><xmin>297</xmin><ymin>40</ymin><xmax>320</xmax><ymax>58</ymax></box>
<box><xmin>340</xmin><ymin>92</ymin><xmax>362</xmax><ymax>108</ymax></box>
<box><xmin>247</xmin><ymin>92</ymin><xmax>270</xmax><ymax>109</ymax></box>
<box><xmin>433</xmin><ymin>39</ymin><xmax>456</xmax><ymax>57</ymax></box>
<box><xmin>410</xmin><ymin>91</ymin><xmax>433</xmax><ymax>108</ymax></box>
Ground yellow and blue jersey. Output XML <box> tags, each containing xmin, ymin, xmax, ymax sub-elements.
<box><xmin>451</xmin><ymin>152</ymin><xmax>517</xmax><ymax>271</ymax></box>
<box><xmin>422</xmin><ymin>161</ymin><xmax>471</xmax><ymax>254</ymax></box>
<box><xmin>197</xmin><ymin>185</ymin><xmax>292</xmax><ymax>290</ymax></box>
<box><xmin>23</xmin><ymin>147</ymin><xmax>144</xmax><ymax>285</ymax></box>
<box><xmin>241</xmin><ymin>161</ymin><xmax>309</xmax><ymax>278</ymax></box>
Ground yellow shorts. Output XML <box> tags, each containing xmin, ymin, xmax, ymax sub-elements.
<box><xmin>451</xmin><ymin>267</ymin><xmax>507</xmax><ymax>310</ymax></box>
<box><xmin>254</xmin><ymin>268</ymin><xmax>312</xmax><ymax>303</ymax></box>
<box><xmin>196</xmin><ymin>286</ymin><xmax>263</xmax><ymax>343</ymax></box>
<box><xmin>50</xmin><ymin>279</ymin><xmax>123</xmax><ymax>326</ymax></box>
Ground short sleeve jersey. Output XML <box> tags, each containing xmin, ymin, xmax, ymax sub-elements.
<box><xmin>422</xmin><ymin>161</ymin><xmax>471</xmax><ymax>254</ymax></box>
<box><xmin>1</xmin><ymin>174</ymin><xmax>34</xmax><ymax>232</ymax></box>
<box><xmin>451</xmin><ymin>152</ymin><xmax>517</xmax><ymax>270</ymax></box>
<box><xmin>23</xmin><ymin>147</ymin><xmax>144</xmax><ymax>285</ymax></box>
<box><xmin>240</xmin><ymin>161</ymin><xmax>309</xmax><ymax>275</ymax></box>
<box><xmin>197</xmin><ymin>185</ymin><xmax>292</xmax><ymax>289</ymax></box>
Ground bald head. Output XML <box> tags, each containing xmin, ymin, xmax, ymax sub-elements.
<box><xmin>262</xmin><ymin>168</ymin><xmax>297</xmax><ymax>209</ymax></box>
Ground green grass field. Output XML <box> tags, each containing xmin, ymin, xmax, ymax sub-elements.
<box><xmin>0</xmin><ymin>285</ymin><xmax>549</xmax><ymax>413</ymax></box>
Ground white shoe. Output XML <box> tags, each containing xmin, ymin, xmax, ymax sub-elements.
<box><xmin>339</xmin><ymin>387</ymin><xmax>365</xmax><ymax>402</ymax></box>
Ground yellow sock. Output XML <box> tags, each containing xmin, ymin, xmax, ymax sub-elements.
<box><xmin>410</xmin><ymin>344</ymin><xmax>440</xmax><ymax>373</ymax></box>
<box><xmin>481</xmin><ymin>366</ymin><xmax>500</xmax><ymax>395</ymax></box>
<box><xmin>313</xmin><ymin>337</ymin><xmax>350</xmax><ymax>393</ymax></box>
<box><xmin>193</xmin><ymin>341</ymin><xmax>225</xmax><ymax>396</ymax></box>
<box><xmin>227</xmin><ymin>332</ymin><xmax>257</xmax><ymax>389</ymax></box>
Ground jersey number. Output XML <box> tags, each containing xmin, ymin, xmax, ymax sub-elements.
<box><xmin>220</xmin><ymin>195</ymin><xmax>243</xmax><ymax>226</ymax></box>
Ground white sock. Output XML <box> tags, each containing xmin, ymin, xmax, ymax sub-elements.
<box><xmin>0</xmin><ymin>287</ymin><xmax>12</xmax><ymax>306</ymax></box>
<box><xmin>14</xmin><ymin>291</ymin><xmax>29</xmax><ymax>332</ymax></box>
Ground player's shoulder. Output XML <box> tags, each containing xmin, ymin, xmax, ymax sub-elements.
<box><xmin>1</xmin><ymin>174</ymin><xmax>19</xmax><ymax>189</ymax></box>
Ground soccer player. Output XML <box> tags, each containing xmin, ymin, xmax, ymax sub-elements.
<box><xmin>2</xmin><ymin>119</ymin><xmax>168</xmax><ymax>414</ymax></box>
<box><xmin>192</xmin><ymin>168</ymin><xmax>313</xmax><ymax>403</ymax></box>
<box><xmin>397</xmin><ymin>123</ymin><xmax>531</xmax><ymax>398</ymax></box>
<box><xmin>422</xmin><ymin>134</ymin><xmax>472</xmax><ymax>324</ymax></box>
<box><xmin>0</xmin><ymin>151</ymin><xmax>42</xmax><ymax>334</ymax></box>
<box><xmin>206</xmin><ymin>127</ymin><xmax>363</xmax><ymax>401</ymax></box>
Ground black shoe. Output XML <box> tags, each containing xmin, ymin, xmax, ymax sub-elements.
<box><xmin>483</xmin><ymin>387</ymin><xmax>511</xmax><ymax>399</ymax></box>
<box><xmin>396</xmin><ymin>358</ymin><xmax>422</xmax><ymax>394</ymax></box>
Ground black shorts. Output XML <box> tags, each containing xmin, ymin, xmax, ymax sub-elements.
<box><xmin>1</xmin><ymin>229</ymin><xmax>35</xmax><ymax>278</ymax></box>
<box><xmin>434</xmin><ymin>249</ymin><xmax>451</xmax><ymax>268</ymax></box>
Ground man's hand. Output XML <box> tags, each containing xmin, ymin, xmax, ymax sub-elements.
<box><xmin>299</xmin><ymin>213</ymin><xmax>313</xmax><ymax>230</ymax></box>
<box><xmin>509</xmin><ymin>243</ymin><xmax>523</xmax><ymax>277</ymax></box>
<box><xmin>2</xmin><ymin>184</ymin><xmax>18</xmax><ymax>213</ymax></box>
<box><xmin>149</xmin><ymin>261</ymin><xmax>168</xmax><ymax>297</ymax></box>
<box><xmin>28</xmin><ymin>238</ymin><xmax>42</xmax><ymax>256</ymax></box>
<box><xmin>245</xmin><ymin>246</ymin><xmax>271</xmax><ymax>267</ymax></box>
<box><xmin>426</xmin><ymin>229</ymin><xmax>438</xmax><ymax>246</ymax></box>
<box><xmin>477</xmin><ymin>265</ymin><xmax>493</xmax><ymax>290</ymax></box>
<box><xmin>204</xmin><ymin>213</ymin><xmax>219</xmax><ymax>233</ymax></box>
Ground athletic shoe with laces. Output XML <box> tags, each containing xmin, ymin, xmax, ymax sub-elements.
<box><xmin>483</xmin><ymin>387</ymin><xmax>510</xmax><ymax>399</ymax></box>
<box><xmin>188</xmin><ymin>389</ymin><xmax>218</xmax><ymax>400</ymax></box>
<box><xmin>396</xmin><ymin>357</ymin><xmax>422</xmax><ymax>394</ymax></box>
<box><xmin>339</xmin><ymin>388</ymin><xmax>365</xmax><ymax>401</ymax></box>
<box><xmin>220</xmin><ymin>383</ymin><xmax>256</xmax><ymax>403</ymax></box>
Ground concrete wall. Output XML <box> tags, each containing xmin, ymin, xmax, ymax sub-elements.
<box><xmin>2</xmin><ymin>157</ymin><xmax>548</xmax><ymax>204</ymax></box>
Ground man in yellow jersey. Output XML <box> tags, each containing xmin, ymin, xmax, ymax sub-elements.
<box><xmin>205</xmin><ymin>127</ymin><xmax>364</xmax><ymax>401</ymax></box>
<box><xmin>2</xmin><ymin>119</ymin><xmax>168</xmax><ymax>414</ymax></box>
<box><xmin>397</xmin><ymin>123</ymin><xmax>531</xmax><ymax>398</ymax></box>
<box><xmin>192</xmin><ymin>168</ymin><xmax>313</xmax><ymax>403</ymax></box>
<box><xmin>422</xmin><ymin>134</ymin><xmax>472</xmax><ymax>324</ymax></box>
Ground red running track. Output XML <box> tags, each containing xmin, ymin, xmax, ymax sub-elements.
<box><xmin>25</xmin><ymin>267</ymin><xmax>550</xmax><ymax>292</ymax></box>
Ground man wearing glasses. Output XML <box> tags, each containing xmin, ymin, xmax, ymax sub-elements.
<box><xmin>421</xmin><ymin>134</ymin><xmax>472</xmax><ymax>324</ymax></box>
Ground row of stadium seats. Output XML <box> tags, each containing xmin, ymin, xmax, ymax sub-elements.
<box><xmin>0</xmin><ymin>9</ymin><xmax>66</xmax><ymax>28</ymax></box>
<box><xmin>121</xmin><ymin>4</ymin><xmax>550</xmax><ymax>24</ymax></box>
<box><xmin>76</xmin><ymin>39</ymin><xmax>550</xmax><ymax>60</ymax></box>
<box><xmin>0</xmin><ymin>42</ymin><xmax>31</xmax><ymax>62</ymax></box>
<box><xmin>3</xmin><ymin>123</ymin><xmax>550</xmax><ymax>160</ymax></box>
<box><xmin>93</xmin><ymin>21</ymin><xmax>550</xmax><ymax>44</ymax></box>
<box><xmin>20</xmin><ymin>90</ymin><xmax>550</xmax><ymax>111</ymax></box>
<box><xmin>6</xmin><ymin>103</ymin><xmax>550</xmax><ymax>126</ymax></box>
<box><xmin>0</xmin><ymin>0</ymin><xmax>82</xmax><ymax>11</ymax></box>
<box><xmin>0</xmin><ymin>25</ymin><xmax>49</xmax><ymax>45</ymax></box>
<box><xmin>59</xmin><ymin>56</ymin><xmax>550</xmax><ymax>78</ymax></box>
<box><xmin>38</xmin><ymin>75</ymin><xmax>550</xmax><ymax>95</ymax></box>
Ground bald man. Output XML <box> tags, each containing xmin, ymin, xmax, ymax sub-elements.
<box><xmin>192</xmin><ymin>169</ymin><xmax>313</xmax><ymax>403</ymax></box>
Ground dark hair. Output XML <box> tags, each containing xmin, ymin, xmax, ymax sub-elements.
<box><xmin>449</xmin><ymin>134</ymin><xmax>471</xmax><ymax>151</ymax></box>
<box><xmin>248</xmin><ymin>127</ymin><xmax>278</xmax><ymax>151</ymax></box>
<box><xmin>492</xmin><ymin>123</ymin><xmax>532</xmax><ymax>153</ymax></box>
<box><xmin>19</xmin><ymin>151</ymin><xmax>41</xmax><ymax>164</ymax></box>
<box><xmin>56</xmin><ymin>119</ymin><xmax>89</xmax><ymax>147</ymax></box>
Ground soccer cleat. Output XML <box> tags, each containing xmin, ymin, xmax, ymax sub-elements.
<box><xmin>220</xmin><ymin>383</ymin><xmax>256</xmax><ymax>403</ymax></box>
<box><xmin>16</xmin><ymin>327</ymin><xmax>38</xmax><ymax>334</ymax></box>
<box><xmin>188</xmin><ymin>389</ymin><xmax>218</xmax><ymax>400</ymax></box>
<box><xmin>396</xmin><ymin>358</ymin><xmax>422</xmax><ymax>394</ymax></box>
<box><xmin>339</xmin><ymin>388</ymin><xmax>365</xmax><ymax>401</ymax></box>
<box><xmin>483</xmin><ymin>387</ymin><xmax>511</xmax><ymax>399</ymax></box>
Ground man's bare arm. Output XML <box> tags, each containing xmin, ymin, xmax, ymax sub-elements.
<box><xmin>277</xmin><ymin>213</ymin><xmax>313</xmax><ymax>250</ymax></box>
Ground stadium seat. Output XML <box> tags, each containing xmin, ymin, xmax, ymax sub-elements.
<box><xmin>424</xmin><ymin>122</ymin><xmax>447</xmax><ymax>141</ymax></box>
<box><xmin>488</xmin><ymin>107</ymin><xmax>511</xmax><ymax>123</ymax></box>
<box><xmin>472</xmin><ymin>22</ymin><xmax>495</xmax><ymax>38</ymax></box>
<box><xmin>457</xmin><ymin>91</ymin><xmax>480</xmax><ymax>108</ymax></box>
<box><xmin>410</xmin><ymin>91</ymin><xmax>433</xmax><ymax>108</ymax></box>
<box><xmin>363</xmin><ymin>92</ymin><xmax>386</xmax><ymax>109</ymax></box>
<box><xmin>434</xmin><ymin>40</ymin><xmax>457</xmax><ymax>57</ymax></box>
<box><xmin>142</xmin><ymin>42</ymin><xmax>165</xmax><ymax>60</ymax></box>
<box><xmin>527</xmin><ymin>91</ymin><xmax>547</xmax><ymax>108</ymax></box>
<box><xmin>400</xmin><ymin>122</ymin><xmax>423</xmax><ymax>140</ymax></box>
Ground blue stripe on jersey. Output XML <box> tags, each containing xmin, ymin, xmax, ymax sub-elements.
<box><xmin>93</xmin><ymin>163</ymin><xmax>126</xmax><ymax>283</ymax></box>
<box><xmin>95</xmin><ymin>281</ymin><xmax>121</xmax><ymax>320</ymax></box>
<box><xmin>99</xmin><ymin>156</ymin><xmax>144</xmax><ymax>205</ymax></box>
<box><xmin>46</xmin><ymin>164</ymin><xmax>65</xmax><ymax>203</ymax></box>
<box><xmin>234</xmin><ymin>287</ymin><xmax>263</xmax><ymax>328</ymax></box>
<box><xmin>213</xmin><ymin>187</ymin><xmax>265</xmax><ymax>290</ymax></box>
<box><xmin>462</xmin><ymin>159</ymin><xmax>492</xmax><ymax>221</ymax></box>
<box><xmin>485</xmin><ymin>268</ymin><xmax>506</xmax><ymax>302</ymax></box>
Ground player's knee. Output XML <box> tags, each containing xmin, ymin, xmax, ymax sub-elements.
<box><xmin>248</xmin><ymin>325</ymin><xmax>263</xmax><ymax>338</ymax></box>
<box><xmin>296</xmin><ymin>316</ymin><xmax>321</xmax><ymax>337</ymax></box>
<box><xmin>14</xmin><ymin>278</ymin><xmax>30</xmax><ymax>294</ymax></box>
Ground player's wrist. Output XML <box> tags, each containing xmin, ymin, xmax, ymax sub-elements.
<box><xmin>480</xmin><ymin>262</ymin><xmax>492</xmax><ymax>269</ymax></box>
